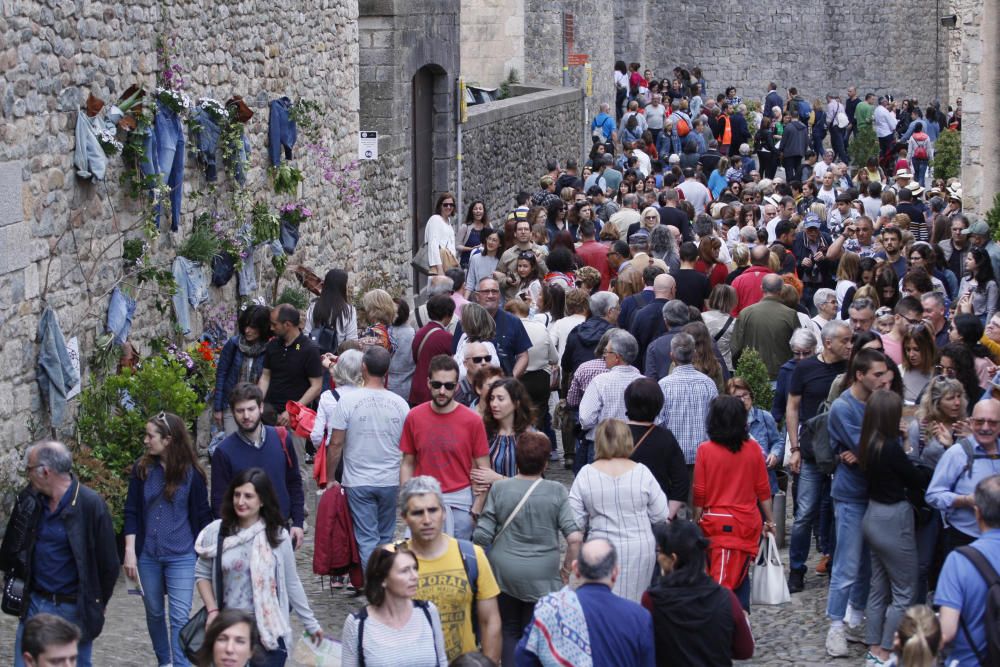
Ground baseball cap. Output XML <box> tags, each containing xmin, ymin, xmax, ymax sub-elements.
<box><xmin>963</xmin><ymin>220</ymin><xmax>990</xmax><ymax>236</ymax></box>
<box><xmin>803</xmin><ymin>213</ymin><xmax>822</xmax><ymax>229</ymax></box>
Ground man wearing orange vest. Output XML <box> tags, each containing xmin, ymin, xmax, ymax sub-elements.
<box><xmin>716</xmin><ymin>102</ymin><xmax>733</xmax><ymax>156</ymax></box>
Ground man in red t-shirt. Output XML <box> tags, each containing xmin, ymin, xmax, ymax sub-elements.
<box><xmin>575</xmin><ymin>219</ymin><xmax>612</xmax><ymax>290</ymax></box>
<box><xmin>400</xmin><ymin>354</ymin><xmax>490</xmax><ymax>539</ymax></box>
<box><xmin>409</xmin><ymin>295</ymin><xmax>456</xmax><ymax>405</ymax></box>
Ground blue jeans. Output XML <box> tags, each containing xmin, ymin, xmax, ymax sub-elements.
<box><xmin>915</xmin><ymin>512</ymin><xmax>941</xmax><ymax>604</ymax></box>
<box><xmin>107</xmin><ymin>285</ymin><xmax>137</xmax><ymax>345</ymax></box>
<box><xmin>190</xmin><ymin>107</ymin><xmax>221</xmax><ymax>181</ymax></box>
<box><xmin>142</xmin><ymin>98</ymin><xmax>185</xmax><ymax>231</ymax></box>
<box><xmin>171</xmin><ymin>256</ymin><xmax>209</xmax><ymax>335</ymax></box>
<box><xmin>346</xmin><ymin>485</ymin><xmax>399</xmax><ymax>567</ymax></box>
<box><xmin>913</xmin><ymin>158</ymin><xmax>929</xmax><ymax>186</ymax></box>
<box><xmin>826</xmin><ymin>499</ymin><xmax>871</xmax><ymax>621</ymax></box>
<box><xmin>790</xmin><ymin>461</ymin><xmax>826</xmax><ymax>571</ymax></box>
<box><xmin>15</xmin><ymin>596</ymin><xmax>93</xmax><ymax>667</ymax></box>
<box><xmin>138</xmin><ymin>551</ymin><xmax>197</xmax><ymax>667</ymax></box>
<box><xmin>268</xmin><ymin>97</ymin><xmax>297</xmax><ymax>167</ymax></box>
<box><xmin>573</xmin><ymin>438</ymin><xmax>595</xmax><ymax>474</ymax></box>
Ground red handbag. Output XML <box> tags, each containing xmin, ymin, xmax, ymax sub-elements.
<box><xmin>285</xmin><ymin>401</ymin><xmax>317</xmax><ymax>439</ymax></box>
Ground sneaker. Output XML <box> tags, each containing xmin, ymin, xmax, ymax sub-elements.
<box><xmin>815</xmin><ymin>554</ymin><xmax>832</xmax><ymax>575</ymax></box>
<box><xmin>787</xmin><ymin>568</ymin><xmax>806</xmax><ymax>593</ymax></box>
<box><xmin>825</xmin><ymin>625</ymin><xmax>848</xmax><ymax>658</ymax></box>
<box><xmin>864</xmin><ymin>650</ymin><xmax>886</xmax><ymax>666</ymax></box>
<box><xmin>845</xmin><ymin>623</ymin><xmax>867</xmax><ymax>645</ymax></box>
<box><xmin>330</xmin><ymin>575</ymin><xmax>345</xmax><ymax>590</ymax></box>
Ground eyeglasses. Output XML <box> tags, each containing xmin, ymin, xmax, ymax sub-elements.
<box><xmin>731</xmin><ymin>392</ymin><xmax>752</xmax><ymax>401</ymax></box>
<box><xmin>441</xmin><ymin>202</ymin><xmax>455</xmax><ymax>208</ymax></box>
<box><xmin>466</xmin><ymin>355</ymin><xmax>492</xmax><ymax>364</ymax></box>
<box><xmin>898</xmin><ymin>313</ymin><xmax>923</xmax><ymax>326</ymax></box>
<box><xmin>791</xmin><ymin>349</ymin><xmax>812</xmax><ymax>359</ymax></box>
<box><xmin>934</xmin><ymin>365</ymin><xmax>958</xmax><ymax>378</ymax></box>
<box><xmin>643</xmin><ymin>215</ymin><xmax>659</xmax><ymax>220</ymax></box>
<box><xmin>971</xmin><ymin>418</ymin><xmax>1000</xmax><ymax>428</ymax></box>
<box><xmin>429</xmin><ymin>380</ymin><xmax>458</xmax><ymax>391</ymax></box>
<box><xmin>155</xmin><ymin>411</ymin><xmax>172</xmax><ymax>437</ymax></box>
<box><xmin>478</xmin><ymin>288</ymin><xmax>500</xmax><ymax>295</ymax></box>
<box><xmin>519</xmin><ymin>251</ymin><xmax>536</xmax><ymax>260</ymax></box>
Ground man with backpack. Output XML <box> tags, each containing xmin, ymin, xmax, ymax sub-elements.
<box><xmin>785</xmin><ymin>321</ymin><xmax>852</xmax><ymax>593</ymax></box>
<box><xmin>591</xmin><ymin>103</ymin><xmax>617</xmax><ymax>145</ymax></box>
<box><xmin>927</xmin><ymin>399</ymin><xmax>1000</xmax><ymax>556</ymax></box>
<box><xmin>400</xmin><ymin>475</ymin><xmax>501</xmax><ymax>662</ymax></box>
<box><xmin>825</xmin><ymin>349</ymin><xmax>892</xmax><ymax>657</ymax></box>
<box><xmin>937</xmin><ymin>473</ymin><xmax>1000</xmax><ymax>667</ymax></box>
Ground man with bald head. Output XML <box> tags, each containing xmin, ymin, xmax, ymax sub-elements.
<box><xmin>455</xmin><ymin>341</ymin><xmax>495</xmax><ymax>406</ymax></box>
<box><xmin>629</xmin><ymin>273</ymin><xmax>677</xmax><ymax>369</ymax></box>
<box><xmin>731</xmin><ymin>244</ymin><xmax>775</xmax><ymax>315</ymax></box>
<box><xmin>516</xmin><ymin>538</ymin><xmax>655</xmax><ymax>666</ymax></box>
<box><xmin>731</xmin><ymin>273</ymin><xmax>800</xmax><ymax>379</ymax></box>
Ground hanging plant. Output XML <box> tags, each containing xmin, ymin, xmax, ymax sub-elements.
<box><xmin>155</xmin><ymin>87</ymin><xmax>193</xmax><ymax>116</ymax></box>
<box><xmin>279</xmin><ymin>202</ymin><xmax>313</xmax><ymax>227</ymax></box>
<box><xmin>289</xmin><ymin>99</ymin><xmax>324</xmax><ymax>143</ymax></box>
<box><xmin>176</xmin><ymin>223</ymin><xmax>222</xmax><ymax>265</ymax></box>
<box><xmin>271</xmin><ymin>164</ymin><xmax>304</xmax><ymax>196</ymax></box>
<box><xmin>250</xmin><ymin>202</ymin><xmax>280</xmax><ymax>245</ymax></box>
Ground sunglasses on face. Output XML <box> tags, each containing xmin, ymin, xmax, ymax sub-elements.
<box><xmin>466</xmin><ymin>355</ymin><xmax>492</xmax><ymax>364</ymax></box>
<box><xmin>429</xmin><ymin>380</ymin><xmax>457</xmax><ymax>390</ymax></box>
<box><xmin>442</xmin><ymin>202</ymin><xmax>455</xmax><ymax>208</ymax></box>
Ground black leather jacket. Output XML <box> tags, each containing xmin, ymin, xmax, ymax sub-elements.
<box><xmin>0</xmin><ymin>477</ymin><xmax>119</xmax><ymax>641</ymax></box>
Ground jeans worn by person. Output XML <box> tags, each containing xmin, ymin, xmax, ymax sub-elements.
<box><xmin>912</xmin><ymin>158</ymin><xmax>929</xmax><ymax>187</ymax></box>
<box><xmin>141</xmin><ymin>99</ymin><xmax>185</xmax><ymax>231</ymax></box>
<box><xmin>268</xmin><ymin>97</ymin><xmax>297</xmax><ymax>167</ymax></box>
<box><xmin>107</xmin><ymin>285</ymin><xmax>137</xmax><ymax>344</ymax></box>
<box><xmin>345</xmin><ymin>486</ymin><xmax>398</xmax><ymax>567</ymax></box>
<box><xmin>442</xmin><ymin>487</ymin><xmax>474</xmax><ymax>541</ymax></box>
<box><xmin>573</xmin><ymin>437</ymin><xmax>595</xmax><ymax>474</ymax></box>
<box><xmin>137</xmin><ymin>552</ymin><xmax>197</xmax><ymax>667</ymax></box>
<box><xmin>171</xmin><ymin>256</ymin><xmax>209</xmax><ymax>335</ymax></box>
<box><xmin>36</xmin><ymin>306</ymin><xmax>80</xmax><ymax>428</ymax></box>
<box><xmin>826</xmin><ymin>500</ymin><xmax>872</xmax><ymax>621</ymax></box>
<box><xmin>790</xmin><ymin>461</ymin><xmax>829</xmax><ymax>571</ymax></box>
<box><xmin>73</xmin><ymin>109</ymin><xmax>108</xmax><ymax>181</ymax></box>
<box><xmin>14</xmin><ymin>597</ymin><xmax>94</xmax><ymax>667</ymax></box>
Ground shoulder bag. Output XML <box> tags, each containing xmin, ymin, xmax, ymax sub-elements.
<box><xmin>180</xmin><ymin>532</ymin><xmax>225</xmax><ymax>661</ymax></box>
<box><xmin>493</xmin><ymin>478</ymin><xmax>543</xmax><ymax>544</ymax></box>
<box><xmin>631</xmin><ymin>425</ymin><xmax>657</xmax><ymax>454</ymax></box>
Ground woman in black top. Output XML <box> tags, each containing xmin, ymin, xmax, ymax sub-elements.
<box><xmin>754</xmin><ymin>116</ymin><xmax>778</xmax><ymax>179</ymax></box>
<box><xmin>859</xmin><ymin>390</ymin><xmax>932</xmax><ymax>665</ymax></box>
<box><xmin>624</xmin><ymin>378</ymin><xmax>689</xmax><ymax>519</ymax></box>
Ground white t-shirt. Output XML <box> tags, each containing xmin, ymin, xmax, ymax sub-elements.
<box><xmin>676</xmin><ymin>180</ymin><xmax>711</xmax><ymax>216</ymax></box>
<box><xmin>329</xmin><ymin>388</ymin><xmax>410</xmax><ymax>487</ymax></box>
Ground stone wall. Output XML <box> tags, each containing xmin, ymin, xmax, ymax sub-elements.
<box><xmin>460</xmin><ymin>0</ymin><xmax>524</xmax><ymax>89</ymax></box>
<box><xmin>611</xmin><ymin>0</ymin><xmax>943</xmax><ymax>108</ymax></box>
<box><xmin>0</xmin><ymin>0</ymin><xmax>365</xmax><ymax>450</ymax></box>
<box><xmin>462</xmin><ymin>87</ymin><xmax>584</xmax><ymax>222</ymax></box>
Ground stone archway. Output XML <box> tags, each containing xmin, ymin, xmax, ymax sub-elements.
<box><xmin>412</xmin><ymin>64</ymin><xmax>450</xmax><ymax>287</ymax></box>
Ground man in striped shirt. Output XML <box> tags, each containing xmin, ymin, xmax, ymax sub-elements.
<box><xmin>656</xmin><ymin>332</ymin><xmax>718</xmax><ymax>465</ymax></box>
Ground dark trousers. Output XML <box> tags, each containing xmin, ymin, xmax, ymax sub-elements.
<box><xmin>830</xmin><ymin>125</ymin><xmax>849</xmax><ymax>164</ymax></box>
<box><xmin>498</xmin><ymin>592</ymin><xmax>536</xmax><ymax>666</ymax></box>
<box><xmin>782</xmin><ymin>155</ymin><xmax>802</xmax><ymax>182</ymax></box>
<box><xmin>758</xmin><ymin>151</ymin><xmax>778</xmax><ymax>179</ymax></box>
<box><xmin>878</xmin><ymin>135</ymin><xmax>895</xmax><ymax>158</ymax></box>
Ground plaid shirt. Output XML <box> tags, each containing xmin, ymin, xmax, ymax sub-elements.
<box><xmin>578</xmin><ymin>365</ymin><xmax>643</xmax><ymax>438</ymax></box>
<box><xmin>657</xmin><ymin>364</ymin><xmax>718</xmax><ymax>464</ymax></box>
<box><xmin>567</xmin><ymin>358</ymin><xmax>608</xmax><ymax>407</ymax></box>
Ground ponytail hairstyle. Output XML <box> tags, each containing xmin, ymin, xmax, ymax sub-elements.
<box><xmin>895</xmin><ymin>604</ymin><xmax>940</xmax><ymax>667</ymax></box>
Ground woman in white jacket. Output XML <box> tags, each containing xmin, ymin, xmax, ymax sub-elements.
<box><xmin>425</xmin><ymin>193</ymin><xmax>457</xmax><ymax>275</ymax></box>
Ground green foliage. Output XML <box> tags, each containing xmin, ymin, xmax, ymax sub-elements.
<box><xmin>289</xmin><ymin>99</ymin><xmax>324</xmax><ymax>143</ymax></box>
<box><xmin>75</xmin><ymin>356</ymin><xmax>206</xmax><ymax>531</ymax></box>
<box><xmin>986</xmin><ymin>193</ymin><xmax>1000</xmax><ymax>243</ymax></box>
<box><xmin>277</xmin><ymin>286</ymin><xmax>309</xmax><ymax>311</ymax></box>
<box><xmin>176</xmin><ymin>222</ymin><xmax>222</xmax><ymax>264</ymax></box>
<box><xmin>933</xmin><ymin>129</ymin><xmax>962</xmax><ymax>182</ymax></box>
<box><xmin>271</xmin><ymin>164</ymin><xmax>304</xmax><ymax>196</ymax></box>
<box><xmin>848</xmin><ymin>123</ymin><xmax>879</xmax><ymax>168</ymax></box>
<box><xmin>250</xmin><ymin>202</ymin><xmax>280</xmax><ymax>245</ymax></box>
<box><xmin>498</xmin><ymin>69</ymin><xmax>521</xmax><ymax>100</ymax></box>
<box><xmin>734</xmin><ymin>348</ymin><xmax>774</xmax><ymax>411</ymax></box>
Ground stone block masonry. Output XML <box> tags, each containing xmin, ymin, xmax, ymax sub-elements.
<box><xmin>463</xmin><ymin>87</ymin><xmax>584</xmax><ymax>222</ymax></box>
<box><xmin>0</xmin><ymin>0</ymin><xmax>392</xmax><ymax>452</ymax></box>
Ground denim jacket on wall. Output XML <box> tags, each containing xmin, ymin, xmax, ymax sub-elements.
<box><xmin>36</xmin><ymin>306</ymin><xmax>80</xmax><ymax>427</ymax></box>
<box><xmin>73</xmin><ymin>110</ymin><xmax>107</xmax><ymax>181</ymax></box>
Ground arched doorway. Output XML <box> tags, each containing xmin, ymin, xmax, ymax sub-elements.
<box><xmin>412</xmin><ymin>65</ymin><xmax>448</xmax><ymax>288</ymax></box>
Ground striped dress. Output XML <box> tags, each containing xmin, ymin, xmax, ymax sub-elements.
<box><xmin>569</xmin><ymin>462</ymin><xmax>669</xmax><ymax>602</ymax></box>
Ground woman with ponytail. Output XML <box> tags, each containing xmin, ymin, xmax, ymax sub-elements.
<box><xmin>886</xmin><ymin>604</ymin><xmax>940</xmax><ymax>667</ymax></box>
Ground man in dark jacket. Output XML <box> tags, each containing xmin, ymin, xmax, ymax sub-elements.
<box><xmin>629</xmin><ymin>273</ymin><xmax>676</xmax><ymax>370</ymax></box>
<box><xmin>780</xmin><ymin>109</ymin><xmax>809</xmax><ymax>182</ymax></box>
<box><xmin>764</xmin><ymin>83</ymin><xmax>784</xmax><ymax>118</ymax></box>
<box><xmin>2</xmin><ymin>441</ymin><xmax>118</xmax><ymax>667</ymax></box>
<box><xmin>562</xmin><ymin>291</ymin><xmax>619</xmax><ymax>378</ymax></box>
<box><xmin>729</xmin><ymin>105</ymin><xmax>751</xmax><ymax>157</ymax></box>
<box><xmin>792</xmin><ymin>213</ymin><xmax>836</xmax><ymax>309</ymax></box>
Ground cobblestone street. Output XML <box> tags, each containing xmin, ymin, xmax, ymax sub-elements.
<box><xmin>0</xmin><ymin>465</ymin><xmax>865</xmax><ymax>666</ymax></box>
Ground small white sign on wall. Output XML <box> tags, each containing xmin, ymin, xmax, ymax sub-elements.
<box><xmin>358</xmin><ymin>131</ymin><xmax>378</xmax><ymax>160</ymax></box>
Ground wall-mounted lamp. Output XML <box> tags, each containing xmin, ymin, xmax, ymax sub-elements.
<box><xmin>940</xmin><ymin>14</ymin><xmax>958</xmax><ymax>28</ymax></box>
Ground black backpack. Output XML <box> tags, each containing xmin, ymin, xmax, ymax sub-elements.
<box><xmin>353</xmin><ymin>599</ymin><xmax>440</xmax><ymax>667</ymax></box>
<box><xmin>956</xmin><ymin>545</ymin><xmax>1000</xmax><ymax>666</ymax></box>
<box><xmin>798</xmin><ymin>399</ymin><xmax>837</xmax><ymax>474</ymax></box>
<box><xmin>307</xmin><ymin>311</ymin><xmax>340</xmax><ymax>356</ymax></box>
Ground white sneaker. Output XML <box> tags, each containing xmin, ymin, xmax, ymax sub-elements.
<box><xmin>864</xmin><ymin>650</ymin><xmax>885</xmax><ymax>666</ymax></box>
<box><xmin>826</xmin><ymin>625</ymin><xmax>849</xmax><ymax>657</ymax></box>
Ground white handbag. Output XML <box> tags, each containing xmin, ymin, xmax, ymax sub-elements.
<box><xmin>749</xmin><ymin>533</ymin><xmax>791</xmax><ymax>605</ymax></box>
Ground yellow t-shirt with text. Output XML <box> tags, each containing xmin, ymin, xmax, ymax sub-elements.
<box><xmin>415</xmin><ymin>537</ymin><xmax>500</xmax><ymax>660</ymax></box>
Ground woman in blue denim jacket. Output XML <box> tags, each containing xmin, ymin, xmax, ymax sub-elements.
<box><xmin>213</xmin><ymin>305</ymin><xmax>271</xmax><ymax>433</ymax></box>
<box><xmin>123</xmin><ymin>412</ymin><xmax>213</xmax><ymax>667</ymax></box>
<box><xmin>727</xmin><ymin>377</ymin><xmax>783</xmax><ymax>495</ymax></box>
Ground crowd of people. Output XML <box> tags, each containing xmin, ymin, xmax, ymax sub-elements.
<box><xmin>0</xmin><ymin>67</ymin><xmax>995</xmax><ymax>667</ymax></box>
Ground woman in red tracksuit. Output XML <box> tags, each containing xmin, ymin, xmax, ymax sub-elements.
<box><xmin>693</xmin><ymin>395</ymin><xmax>776</xmax><ymax>611</ymax></box>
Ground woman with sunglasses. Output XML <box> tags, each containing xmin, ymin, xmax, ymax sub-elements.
<box><xmin>124</xmin><ymin>412</ymin><xmax>213</xmax><ymax>667</ymax></box>
<box><xmin>425</xmin><ymin>192</ymin><xmax>458</xmax><ymax>276</ymax></box>
<box><xmin>340</xmin><ymin>545</ymin><xmax>447</xmax><ymax>667</ymax></box>
<box><xmin>195</xmin><ymin>469</ymin><xmax>323</xmax><ymax>666</ymax></box>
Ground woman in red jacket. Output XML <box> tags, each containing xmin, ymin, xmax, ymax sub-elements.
<box><xmin>693</xmin><ymin>395</ymin><xmax>776</xmax><ymax>611</ymax></box>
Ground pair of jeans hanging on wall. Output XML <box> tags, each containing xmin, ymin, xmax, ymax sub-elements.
<box><xmin>141</xmin><ymin>99</ymin><xmax>185</xmax><ymax>231</ymax></box>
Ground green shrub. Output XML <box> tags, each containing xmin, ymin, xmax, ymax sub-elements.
<box><xmin>848</xmin><ymin>123</ymin><xmax>878</xmax><ymax>168</ymax></box>
<box><xmin>176</xmin><ymin>223</ymin><xmax>221</xmax><ymax>264</ymax></box>
<box><xmin>985</xmin><ymin>193</ymin><xmax>1000</xmax><ymax>242</ymax></box>
<box><xmin>75</xmin><ymin>356</ymin><xmax>206</xmax><ymax>531</ymax></box>
<box><xmin>933</xmin><ymin>129</ymin><xmax>961</xmax><ymax>182</ymax></box>
<box><xmin>277</xmin><ymin>286</ymin><xmax>309</xmax><ymax>311</ymax></box>
<box><xmin>734</xmin><ymin>347</ymin><xmax>774</xmax><ymax>411</ymax></box>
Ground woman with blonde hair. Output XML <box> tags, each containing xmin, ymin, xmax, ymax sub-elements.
<box><xmin>569</xmin><ymin>418</ymin><xmax>669</xmax><ymax>602</ymax></box>
<box><xmin>358</xmin><ymin>289</ymin><xmax>398</xmax><ymax>353</ymax></box>
<box><xmin>836</xmin><ymin>251</ymin><xmax>862</xmax><ymax>318</ymax></box>
<box><xmin>887</xmin><ymin>605</ymin><xmax>940</xmax><ymax>667</ymax></box>
<box><xmin>614</xmin><ymin>266</ymin><xmax>645</xmax><ymax>301</ymax></box>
